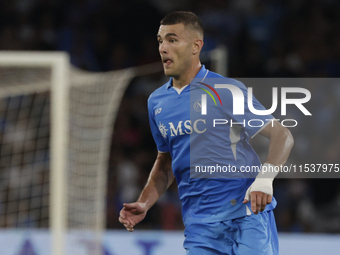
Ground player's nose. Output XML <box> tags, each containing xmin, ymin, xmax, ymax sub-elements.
<box><xmin>159</xmin><ymin>42</ymin><xmax>168</xmax><ymax>55</ymax></box>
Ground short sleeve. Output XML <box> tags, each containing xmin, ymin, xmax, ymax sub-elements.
<box><xmin>148</xmin><ymin>97</ymin><xmax>169</xmax><ymax>152</ymax></box>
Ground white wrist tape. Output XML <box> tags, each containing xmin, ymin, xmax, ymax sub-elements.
<box><xmin>256</xmin><ymin>163</ymin><xmax>280</xmax><ymax>180</ymax></box>
<box><xmin>244</xmin><ymin>163</ymin><xmax>279</xmax><ymax>199</ymax></box>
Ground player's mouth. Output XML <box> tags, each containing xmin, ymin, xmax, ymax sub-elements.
<box><xmin>163</xmin><ymin>58</ymin><xmax>173</xmax><ymax>67</ymax></box>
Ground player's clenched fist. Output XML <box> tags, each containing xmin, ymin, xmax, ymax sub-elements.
<box><xmin>118</xmin><ymin>202</ymin><xmax>147</xmax><ymax>232</ymax></box>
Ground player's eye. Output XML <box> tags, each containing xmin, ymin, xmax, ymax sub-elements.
<box><xmin>158</xmin><ymin>40</ymin><xmax>163</xmax><ymax>44</ymax></box>
<box><xmin>169</xmin><ymin>39</ymin><xmax>176</xmax><ymax>43</ymax></box>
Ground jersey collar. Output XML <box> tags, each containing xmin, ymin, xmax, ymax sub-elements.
<box><xmin>166</xmin><ymin>65</ymin><xmax>208</xmax><ymax>89</ymax></box>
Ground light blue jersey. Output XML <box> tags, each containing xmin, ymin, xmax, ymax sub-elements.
<box><xmin>148</xmin><ymin>65</ymin><xmax>276</xmax><ymax>226</ymax></box>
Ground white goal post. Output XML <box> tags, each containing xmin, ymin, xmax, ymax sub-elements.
<box><xmin>0</xmin><ymin>46</ymin><xmax>227</xmax><ymax>255</ymax></box>
<box><xmin>0</xmin><ymin>52</ymin><xmax>69</xmax><ymax>255</ymax></box>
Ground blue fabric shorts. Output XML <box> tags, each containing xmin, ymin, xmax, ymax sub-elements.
<box><xmin>184</xmin><ymin>210</ymin><xmax>279</xmax><ymax>255</ymax></box>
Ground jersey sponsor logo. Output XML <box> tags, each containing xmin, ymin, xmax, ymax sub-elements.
<box><xmin>169</xmin><ymin>119</ymin><xmax>206</xmax><ymax>136</ymax></box>
<box><xmin>155</xmin><ymin>108</ymin><xmax>162</xmax><ymax>115</ymax></box>
<box><xmin>158</xmin><ymin>122</ymin><xmax>168</xmax><ymax>138</ymax></box>
<box><xmin>159</xmin><ymin>119</ymin><xmax>207</xmax><ymax>138</ymax></box>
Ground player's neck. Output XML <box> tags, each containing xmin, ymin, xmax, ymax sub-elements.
<box><xmin>172</xmin><ymin>62</ymin><xmax>202</xmax><ymax>89</ymax></box>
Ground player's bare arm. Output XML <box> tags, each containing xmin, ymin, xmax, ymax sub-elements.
<box><xmin>243</xmin><ymin>120</ymin><xmax>294</xmax><ymax>214</ymax></box>
<box><xmin>259</xmin><ymin>120</ymin><xmax>294</xmax><ymax>167</ymax></box>
<box><xmin>119</xmin><ymin>151</ymin><xmax>174</xmax><ymax>231</ymax></box>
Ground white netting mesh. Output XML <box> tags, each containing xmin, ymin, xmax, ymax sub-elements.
<box><xmin>67</xmin><ymin>67</ymin><xmax>134</xmax><ymax>230</ymax></box>
<box><xmin>0</xmin><ymin>67</ymin><xmax>51</xmax><ymax>228</ymax></box>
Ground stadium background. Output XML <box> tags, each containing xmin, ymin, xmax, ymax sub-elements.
<box><xmin>0</xmin><ymin>0</ymin><xmax>340</xmax><ymax>237</ymax></box>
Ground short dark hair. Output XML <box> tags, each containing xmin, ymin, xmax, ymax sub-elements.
<box><xmin>160</xmin><ymin>11</ymin><xmax>204</xmax><ymax>38</ymax></box>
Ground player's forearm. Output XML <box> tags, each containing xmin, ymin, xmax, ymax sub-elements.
<box><xmin>244</xmin><ymin>123</ymin><xmax>294</xmax><ymax>207</ymax></box>
<box><xmin>137</xmin><ymin>152</ymin><xmax>174</xmax><ymax>210</ymax></box>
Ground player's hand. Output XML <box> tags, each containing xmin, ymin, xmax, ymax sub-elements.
<box><xmin>242</xmin><ymin>178</ymin><xmax>273</xmax><ymax>214</ymax></box>
<box><xmin>118</xmin><ymin>202</ymin><xmax>147</xmax><ymax>232</ymax></box>
<box><xmin>243</xmin><ymin>191</ymin><xmax>272</xmax><ymax>214</ymax></box>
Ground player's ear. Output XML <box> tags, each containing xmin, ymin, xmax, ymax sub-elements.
<box><xmin>193</xmin><ymin>39</ymin><xmax>204</xmax><ymax>55</ymax></box>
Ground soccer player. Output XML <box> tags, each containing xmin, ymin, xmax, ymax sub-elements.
<box><xmin>119</xmin><ymin>11</ymin><xmax>294</xmax><ymax>255</ymax></box>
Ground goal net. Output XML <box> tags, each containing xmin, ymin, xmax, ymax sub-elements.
<box><xmin>0</xmin><ymin>47</ymin><xmax>227</xmax><ymax>255</ymax></box>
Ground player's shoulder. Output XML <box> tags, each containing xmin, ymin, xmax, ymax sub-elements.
<box><xmin>205</xmin><ymin>70</ymin><xmax>246</xmax><ymax>89</ymax></box>
<box><xmin>147</xmin><ymin>81</ymin><xmax>169</xmax><ymax>104</ymax></box>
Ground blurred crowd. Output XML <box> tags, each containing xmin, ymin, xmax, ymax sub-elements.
<box><xmin>1</xmin><ymin>0</ymin><xmax>340</xmax><ymax>233</ymax></box>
